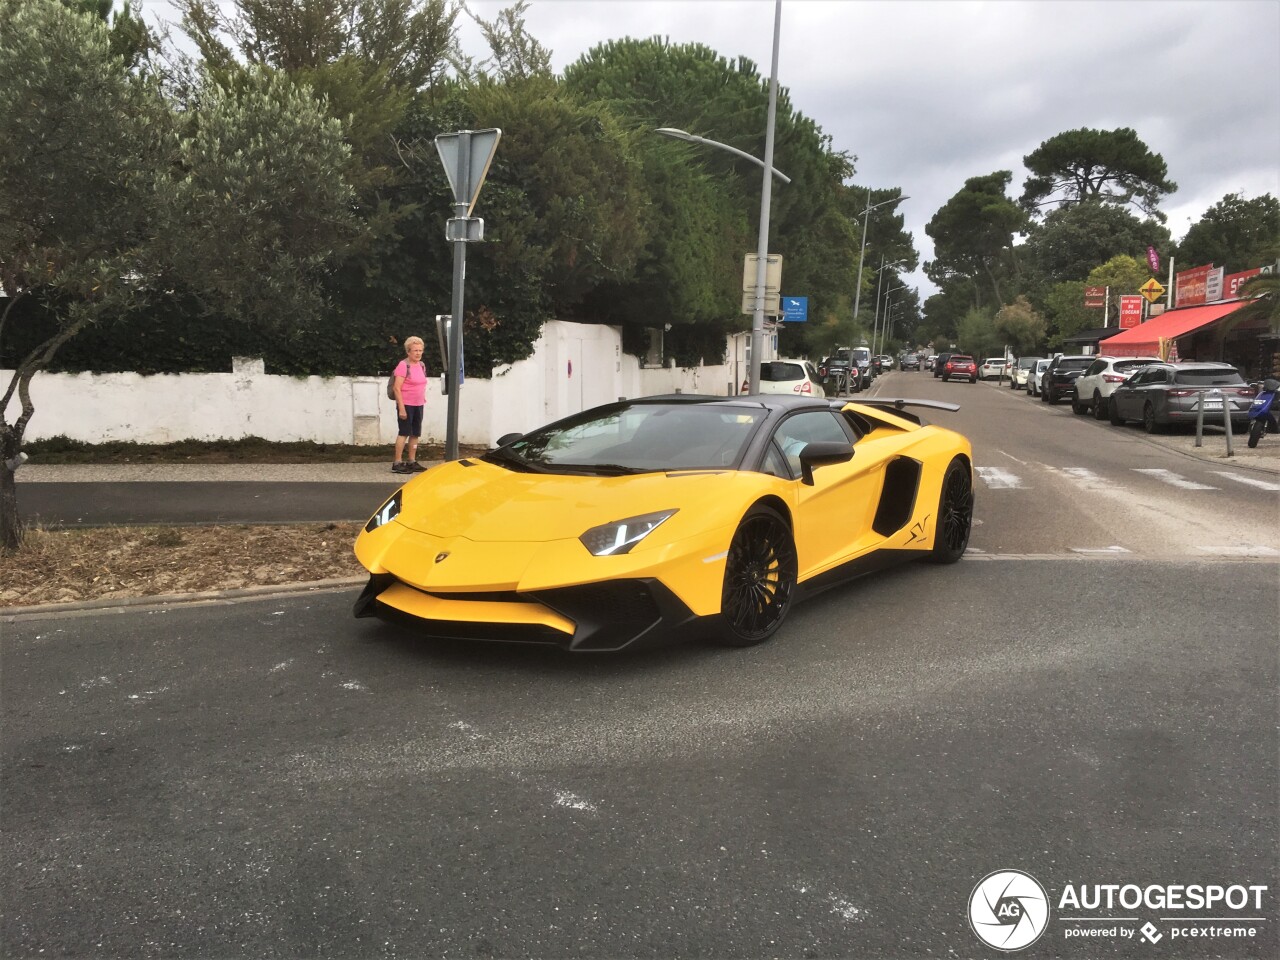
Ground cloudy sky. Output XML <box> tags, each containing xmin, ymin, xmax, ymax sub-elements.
<box><xmin>142</xmin><ymin>0</ymin><xmax>1280</xmax><ymax>299</ymax></box>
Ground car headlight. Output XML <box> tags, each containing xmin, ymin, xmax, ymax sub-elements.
<box><xmin>579</xmin><ymin>510</ymin><xmax>677</xmax><ymax>557</ymax></box>
<box><xmin>364</xmin><ymin>489</ymin><xmax>402</xmax><ymax>532</ymax></box>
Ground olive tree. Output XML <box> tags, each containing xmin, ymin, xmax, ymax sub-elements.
<box><xmin>0</xmin><ymin>0</ymin><xmax>357</xmax><ymax>551</ymax></box>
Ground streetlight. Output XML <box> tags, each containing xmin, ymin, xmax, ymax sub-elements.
<box><xmin>876</xmin><ymin>284</ymin><xmax>905</xmax><ymax>359</ymax></box>
<box><xmin>653</xmin><ymin>0</ymin><xmax>784</xmax><ymax>395</ymax></box>
<box><xmin>851</xmin><ymin>193</ymin><xmax>909</xmax><ymax>324</ymax></box>
<box><xmin>654</xmin><ymin>129</ymin><xmax>792</xmax><ymax>184</ymax></box>
<box><xmin>871</xmin><ymin>256</ymin><xmax>906</xmax><ymax>361</ymax></box>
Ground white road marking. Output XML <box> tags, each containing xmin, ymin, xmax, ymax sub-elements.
<box><xmin>1195</xmin><ymin>545</ymin><xmax>1280</xmax><ymax>557</ymax></box>
<box><xmin>1070</xmin><ymin>546</ymin><xmax>1131</xmax><ymax>554</ymax></box>
<box><xmin>1057</xmin><ymin>467</ymin><xmax>1106</xmax><ymax>486</ymax></box>
<box><xmin>339</xmin><ymin>681</ymin><xmax>367</xmax><ymax>692</ymax></box>
<box><xmin>1132</xmin><ymin>468</ymin><xmax>1217</xmax><ymax>490</ymax></box>
<box><xmin>999</xmin><ymin>450</ymin><xmax>1031</xmax><ymax>465</ymax></box>
<box><xmin>1213</xmin><ymin>471</ymin><xmax>1280</xmax><ymax>492</ymax></box>
<box><xmin>975</xmin><ymin>466</ymin><xmax>1024</xmax><ymax>489</ymax></box>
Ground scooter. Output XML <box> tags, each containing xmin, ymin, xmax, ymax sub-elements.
<box><xmin>1247</xmin><ymin>378</ymin><xmax>1280</xmax><ymax>448</ymax></box>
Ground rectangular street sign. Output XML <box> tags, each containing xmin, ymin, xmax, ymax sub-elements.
<box><xmin>781</xmin><ymin>296</ymin><xmax>808</xmax><ymax>322</ymax></box>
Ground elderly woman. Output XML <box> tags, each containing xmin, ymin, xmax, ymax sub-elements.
<box><xmin>392</xmin><ymin>336</ymin><xmax>428</xmax><ymax>473</ymax></box>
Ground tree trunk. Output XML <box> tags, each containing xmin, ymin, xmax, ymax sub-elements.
<box><xmin>0</xmin><ymin>430</ymin><xmax>23</xmax><ymax>552</ymax></box>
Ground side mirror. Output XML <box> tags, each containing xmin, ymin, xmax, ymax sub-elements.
<box><xmin>798</xmin><ymin>440</ymin><xmax>854</xmax><ymax>485</ymax></box>
<box><xmin>495</xmin><ymin>432</ymin><xmax>523</xmax><ymax>447</ymax></box>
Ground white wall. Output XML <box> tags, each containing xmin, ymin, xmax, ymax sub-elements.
<box><xmin>4</xmin><ymin>320</ymin><xmax>744</xmax><ymax>447</ymax></box>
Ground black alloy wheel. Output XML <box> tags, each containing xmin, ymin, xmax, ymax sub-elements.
<box><xmin>717</xmin><ymin>504</ymin><xmax>798</xmax><ymax>646</ymax></box>
<box><xmin>927</xmin><ymin>459</ymin><xmax>973</xmax><ymax>564</ymax></box>
<box><xmin>1093</xmin><ymin>392</ymin><xmax>1108</xmax><ymax>420</ymax></box>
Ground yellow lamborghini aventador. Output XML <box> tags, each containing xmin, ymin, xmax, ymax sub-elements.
<box><xmin>354</xmin><ymin>394</ymin><xmax>973</xmax><ymax>651</ymax></box>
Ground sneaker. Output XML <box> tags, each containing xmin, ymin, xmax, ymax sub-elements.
<box><xmin>406</xmin><ymin>461</ymin><xmax>426</xmax><ymax>473</ymax></box>
<box><xmin>392</xmin><ymin>462</ymin><xmax>408</xmax><ymax>473</ymax></box>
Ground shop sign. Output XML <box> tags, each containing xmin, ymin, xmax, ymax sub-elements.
<box><xmin>1175</xmin><ymin>264</ymin><xmax>1215</xmax><ymax>307</ymax></box>
<box><xmin>1084</xmin><ymin>285</ymin><xmax>1106</xmax><ymax>308</ymax></box>
<box><xmin>1119</xmin><ymin>295</ymin><xmax>1144</xmax><ymax>329</ymax></box>
<box><xmin>1224</xmin><ymin>267</ymin><xmax>1262</xmax><ymax>299</ymax></box>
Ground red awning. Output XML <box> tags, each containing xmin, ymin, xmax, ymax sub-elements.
<box><xmin>1098</xmin><ymin>301</ymin><xmax>1249</xmax><ymax>357</ymax></box>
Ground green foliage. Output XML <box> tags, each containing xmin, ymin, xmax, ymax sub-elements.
<box><xmin>926</xmin><ymin>171</ymin><xmax>1027</xmax><ymax>308</ymax></box>
<box><xmin>994</xmin><ymin>296</ymin><xmax>1047</xmax><ymax>354</ymax></box>
<box><xmin>465</xmin><ymin>0</ymin><xmax>552</xmax><ymax>82</ymax></box>
<box><xmin>1043</xmin><ymin>281</ymin><xmax>1097</xmax><ymax>348</ymax></box>
<box><xmin>1176</xmin><ymin>193</ymin><xmax>1280</xmax><ymax>273</ymax></box>
<box><xmin>955</xmin><ymin>307</ymin><xmax>1000</xmax><ymax>358</ymax></box>
<box><xmin>1086</xmin><ymin>255</ymin><xmax>1148</xmax><ymax>316</ymax></box>
<box><xmin>1021</xmin><ymin>127</ymin><xmax>1176</xmax><ymax>220</ymax></box>
<box><xmin>1233</xmin><ymin>273</ymin><xmax>1280</xmax><ymax>334</ymax></box>
<box><xmin>1023</xmin><ymin>201</ymin><xmax>1171</xmax><ymax>285</ymax></box>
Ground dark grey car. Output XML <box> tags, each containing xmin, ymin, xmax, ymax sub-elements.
<box><xmin>1108</xmin><ymin>362</ymin><xmax>1255</xmax><ymax>433</ymax></box>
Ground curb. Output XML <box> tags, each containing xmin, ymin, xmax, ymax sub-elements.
<box><xmin>2</xmin><ymin>575</ymin><xmax>365</xmax><ymax>622</ymax></box>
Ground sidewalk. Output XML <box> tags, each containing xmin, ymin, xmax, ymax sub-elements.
<box><xmin>15</xmin><ymin>461</ymin><xmax>444</xmax><ymax>483</ymax></box>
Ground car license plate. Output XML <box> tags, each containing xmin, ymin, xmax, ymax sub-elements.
<box><xmin>1203</xmin><ymin>401</ymin><xmax>1223</xmax><ymax>410</ymax></box>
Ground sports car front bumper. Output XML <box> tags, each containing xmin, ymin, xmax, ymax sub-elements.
<box><xmin>353</xmin><ymin>573</ymin><xmax>706</xmax><ymax>651</ymax></box>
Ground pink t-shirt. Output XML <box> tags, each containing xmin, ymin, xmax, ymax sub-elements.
<box><xmin>394</xmin><ymin>360</ymin><xmax>428</xmax><ymax>405</ymax></box>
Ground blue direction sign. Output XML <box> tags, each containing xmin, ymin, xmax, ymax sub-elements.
<box><xmin>781</xmin><ymin>296</ymin><xmax>808</xmax><ymax>322</ymax></box>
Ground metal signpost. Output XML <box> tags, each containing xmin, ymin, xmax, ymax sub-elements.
<box><xmin>434</xmin><ymin>128</ymin><xmax>501</xmax><ymax>460</ymax></box>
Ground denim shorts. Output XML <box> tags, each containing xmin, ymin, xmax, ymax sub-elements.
<box><xmin>397</xmin><ymin>404</ymin><xmax>424</xmax><ymax>437</ymax></box>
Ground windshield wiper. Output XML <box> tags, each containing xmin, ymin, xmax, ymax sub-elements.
<box><xmin>550</xmin><ymin>462</ymin><xmax>649</xmax><ymax>476</ymax></box>
<box><xmin>480</xmin><ymin>447</ymin><xmax>548</xmax><ymax>473</ymax></box>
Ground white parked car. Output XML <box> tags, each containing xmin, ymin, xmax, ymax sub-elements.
<box><xmin>979</xmin><ymin>357</ymin><xmax>1008</xmax><ymax>380</ymax></box>
<box><xmin>745</xmin><ymin>358</ymin><xmax>827</xmax><ymax>397</ymax></box>
<box><xmin>1011</xmin><ymin>356</ymin><xmax>1044</xmax><ymax>390</ymax></box>
<box><xmin>1071</xmin><ymin>356</ymin><xmax>1161</xmax><ymax>419</ymax></box>
<box><xmin>1026</xmin><ymin>358</ymin><xmax>1052</xmax><ymax>397</ymax></box>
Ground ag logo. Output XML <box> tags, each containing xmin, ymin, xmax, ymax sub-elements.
<box><xmin>968</xmin><ymin>869</ymin><xmax>1049</xmax><ymax>951</ymax></box>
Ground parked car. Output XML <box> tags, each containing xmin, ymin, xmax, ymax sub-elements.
<box><xmin>1040</xmin><ymin>355</ymin><xmax>1094</xmax><ymax>404</ymax></box>
<box><xmin>745</xmin><ymin>358</ymin><xmax>827</xmax><ymax>398</ymax></box>
<box><xmin>1071</xmin><ymin>356</ymin><xmax>1161</xmax><ymax>418</ymax></box>
<box><xmin>942</xmin><ymin>355</ymin><xmax>978</xmax><ymax>382</ymax></box>
<box><xmin>1026</xmin><ymin>358</ymin><xmax>1052</xmax><ymax>397</ymax></box>
<box><xmin>818</xmin><ymin>347</ymin><xmax>857</xmax><ymax>393</ymax></box>
<box><xmin>1011</xmin><ymin>356</ymin><xmax>1043</xmax><ymax>390</ymax></box>
<box><xmin>979</xmin><ymin>357</ymin><xmax>1008</xmax><ymax>380</ymax></box>
<box><xmin>878</xmin><ymin>355</ymin><xmax>895</xmax><ymax>372</ymax></box>
<box><xmin>933</xmin><ymin>352</ymin><xmax>954</xmax><ymax>378</ymax></box>
<box><xmin>1108</xmin><ymin>362</ymin><xmax>1255</xmax><ymax>433</ymax></box>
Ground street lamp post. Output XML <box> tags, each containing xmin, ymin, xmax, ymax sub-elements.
<box><xmin>851</xmin><ymin>193</ymin><xmax>909</xmax><ymax>324</ymax></box>
<box><xmin>876</xmin><ymin>284</ymin><xmax>905</xmax><ymax>359</ymax></box>
<box><xmin>654</xmin><ymin>0</ymin><xmax>785</xmax><ymax>395</ymax></box>
<box><xmin>871</xmin><ymin>257</ymin><xmax>905</xmax><ymax>362</ymax></box>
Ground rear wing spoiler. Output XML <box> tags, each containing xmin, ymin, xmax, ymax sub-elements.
<box><xmin>830</xmin><ymin>397</ymin><xmax>960</xmax><ymax>425</ymax></box>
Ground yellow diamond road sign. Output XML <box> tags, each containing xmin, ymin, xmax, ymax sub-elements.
<box><xmin>1140</xmin><ymin>278</ymin><xmax>1165</xmax><ymax>303</ymax></box>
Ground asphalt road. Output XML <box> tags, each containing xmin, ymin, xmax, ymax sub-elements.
<box><xmin>3</xmin><ymin>562</ymin><xmax>1275</xmax><ymax>959</ymax></box>
<box><xmin>4</xmin><ymin>372</ymin><xmax>1278</xmax><ymax>958</ymax></box>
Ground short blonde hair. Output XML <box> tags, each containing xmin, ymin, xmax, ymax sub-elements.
<box><xmin>403</xmin><ymin>336</ymin><xmax>424</xmax><ymax>352</ymax></box>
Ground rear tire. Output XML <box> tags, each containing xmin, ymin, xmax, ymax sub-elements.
<box><xmin>1142</xmin><ymin>402</ymin><xmax>1161</xmax><ymax>434</ymax></box>
<box><xmin>715</xmin><ymin>504</ymin><xmax>797</xmax><ymax>647</ymax></box>
<box><xmin>1093</xmin><ymin>392</ymin><xmax>1108</xmax><ymax>420</ymax></box>
<box><xmin>927</xmin><ymin>459</ymin><xmax>973</xmax><ymax>564</ymax></box>
<box><xmin>1071</xmin><ymin>396</ymin><xmax>1088</xmax><ymax>415</ymax></box>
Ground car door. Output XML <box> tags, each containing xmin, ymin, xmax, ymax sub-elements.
<box><xmin>1112</xmin><ymin>368</ymin><xmax>1147</xmax><ymax>417</ymax></box>
<box><xmin>767</xmin><ymin>410</ymin><xmax>876</xmax><ymax>579</ymax></box>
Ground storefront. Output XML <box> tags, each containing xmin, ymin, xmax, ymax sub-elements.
<box><xmin>1096</xmin><ymin>300</ymin><xmax>1272</xmax><ymax>375</ymax></box>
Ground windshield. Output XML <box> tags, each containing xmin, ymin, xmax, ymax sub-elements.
<box><xmin>851</xmin><ymin>348</ymin><xmax>871</xmax><ymax>362</ymax></box>
<box><xmin>485</xmin><ymin>402</ymin><xmax>766</xmax><ymax>475</ymax></box>
<box><xmin>1056</xmin><ymin>358</ymin><xmax>1092</xmax><ymax>371</ymax></box>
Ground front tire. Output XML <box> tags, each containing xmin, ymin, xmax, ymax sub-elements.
<box><xmin>1248</xmin><ymin>418</ymin><xmax>1265</xmax><ymax>448</ymax></box>
<box><xmin>716</xmin><ymin>504</ymin><xmax>797</xmax><ymax>646</ymax></box>
<box><xmin>927</xmin><ymin>459</ymin><xmax>973</xmax><ymax>563</ymax></box>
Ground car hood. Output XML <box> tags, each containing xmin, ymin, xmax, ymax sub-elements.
<box><xmin>393</xmin><ymin>458</ymin><xmax>745</xmax><ymax>542</ymax></box>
